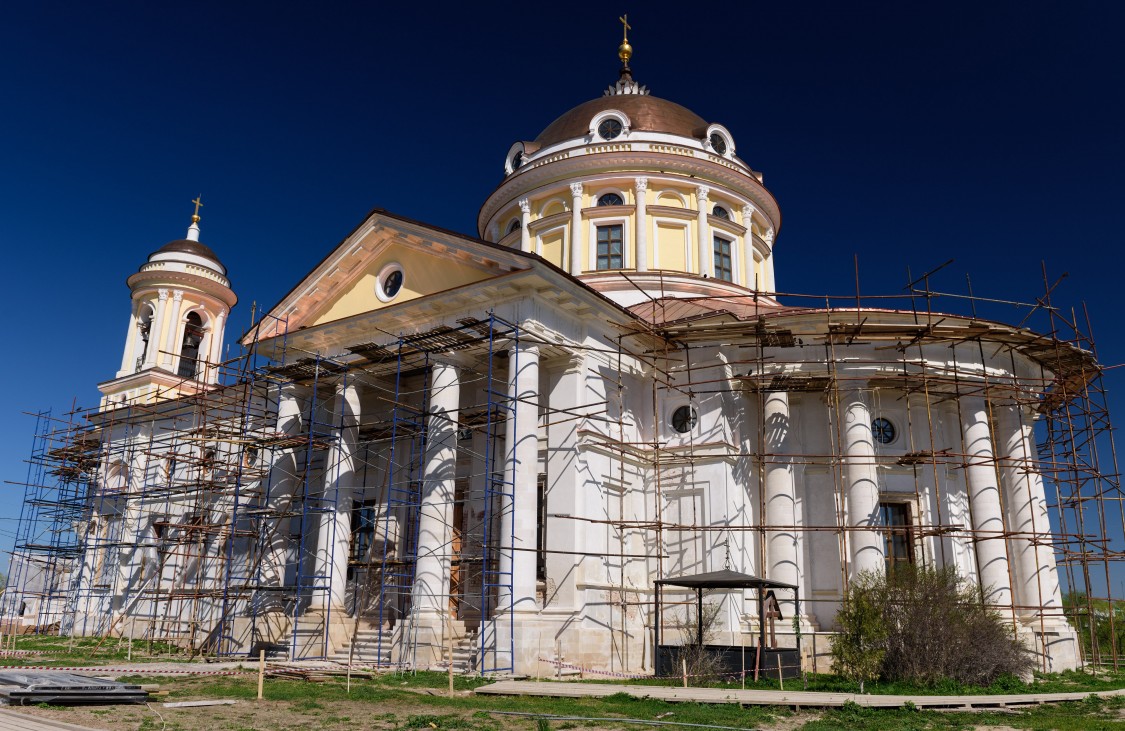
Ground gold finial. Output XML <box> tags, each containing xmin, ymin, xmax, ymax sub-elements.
<box><xmin>618</xmin><ymin>14</ymin><xmax>633</xmax><ymax>68</ymax></box>
<box><xmin>191</xmin><ymin>195</ymin><xmax>203</xmax><ymax>224</ymax></box>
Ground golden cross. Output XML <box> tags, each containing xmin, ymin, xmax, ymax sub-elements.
<box><xmin>619</xmin><ymin>14</ymin><xmax>630</xmax><ymax>42</ymax></box>
<box><xmin>192</xmin><ymin>196</ymin><xmax>204</xmax><ymax>218</ymax></box>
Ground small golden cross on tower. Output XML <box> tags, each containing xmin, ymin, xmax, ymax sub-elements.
<box><xmin>191</xmin><ymin>195</ymin><xmax>203</xmax><ymax>223</ymax></box>
<box><xmin>618</xmin><ymin>14</ymin><xmax>633</xmax><ymax>67</ymax></box>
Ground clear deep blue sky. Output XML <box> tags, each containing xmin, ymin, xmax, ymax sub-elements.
<box><xmin>1</xmin><ymin>2</ymin><xmax>1123</xmax><ymax>578</ymax></box>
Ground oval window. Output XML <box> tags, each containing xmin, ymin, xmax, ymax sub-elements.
<box><xmin>376</xmin><ymin>264</ymin><xmax>405</xmax><ymax>302</ymax></box>
<box><xmin>872</xmin><ymin>417</ymin><xmax>896</xmax><ymax>444</ymax></box>
<box><xmin>672</xmin><ymin>405</ymin><xmax>697</xmax><ymax>434</ymax></box>
<box><xmin>598</xmin><ymin>118</ymin><xmax>623</xmax><ymax>140</ymax></box>
<box><xmin>709</xmin><ymin>132</ymin><xmax>727</xmax><ymax>155</ymax></box>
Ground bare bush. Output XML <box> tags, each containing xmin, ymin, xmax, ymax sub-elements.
<box><xmin>676</xmin><ymin>599</ymin><xmax>725</xmax><ymax>679</ymax></box>
<box><xmin>832</xmin><ymin>566</ymin><xmax>1032</xmax><ymax>687</ymax></box>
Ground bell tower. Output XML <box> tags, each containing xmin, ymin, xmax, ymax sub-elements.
<box><xmin>99</xmin><ymin>199</ymin><xmax>238</xmax><ymax>408</ymax></box>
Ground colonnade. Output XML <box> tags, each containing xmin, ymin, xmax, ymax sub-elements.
<box><xmin>758</xmin><ymin>385</ymin><xmax>1062</xmax><ymax>621</ymax></box>
<box><xmin>266</xmin><ymin>339</ymin><xmax>543</xmax><ymax>639</ymax></box>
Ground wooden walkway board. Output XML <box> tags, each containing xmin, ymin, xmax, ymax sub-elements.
<box><xmin>475</xmin><ymin>680</ymin><xmax>1125</xmax><ymax>709</ymax></box>
<box><xmin>0</xmin><ymin>708</ymin><xmax>107</xmax><ymax>731</ymax></box>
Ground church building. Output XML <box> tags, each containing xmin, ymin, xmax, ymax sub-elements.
<box><xmin>8</xmin><ymin>29</ymin><xmax>1092</xmax><ymax>676</ymax></box>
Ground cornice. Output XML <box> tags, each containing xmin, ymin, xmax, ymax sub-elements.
<box><xmin>479</xmin><ymin>149</ymin><xmax>781</xmax><ymax>236</ymax></box>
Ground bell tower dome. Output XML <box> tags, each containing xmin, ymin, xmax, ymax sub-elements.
<box><xmin>478</xmin><ymin>26</ymin><xmax>781</xmax><ymax>307</ymax></box>
<box><xmin>99</xmin><ymin>199</ymin><xmax>238</xmax><ymax>408</ymax></box>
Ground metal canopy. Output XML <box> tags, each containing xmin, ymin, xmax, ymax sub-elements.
<box><xmin>655</xmin><ymin>569</ymin><xmax>797</xmax><ymax>591</ymax></box>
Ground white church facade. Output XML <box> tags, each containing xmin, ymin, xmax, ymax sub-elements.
<box><xmin>7</xmin><ymin>39</ymin><xmax>1088</xmax><ymax>675</ymax></box>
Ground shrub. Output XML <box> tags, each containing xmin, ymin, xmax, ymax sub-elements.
<box><xmin>676</xmin><ymin>599</ymin><xmax>725</xmax><ymax>679</ymax></box>
<box><xmin>831</xmin><ymin>566</ymin><xmax>1032</xmax><ymax>687</ymax></box>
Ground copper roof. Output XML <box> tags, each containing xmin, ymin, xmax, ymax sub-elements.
<box><xmin>534</xmin><ymin>95</ymin><xmax>709</xmax><ymax>148</ymax></box>
<box><xmin>628</xmin><ymin>295</ymin><xmax>791</xmax><ymax>327</ymax></box>
<box><xmin>153</xmin><ymin>239</ymin><xmax>224</xmax><ymax>267</ymax></box>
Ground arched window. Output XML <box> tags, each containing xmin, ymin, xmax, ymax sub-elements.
<box><xmin>178</xmin><ymin>312</ymin><xmax>204</xmax><ymax>378</ymax></box>
<box><xmin>712</xmin><ymin>205</ymin><xmax>730</xmax><ymax>220</ymax></box>
<box><xmin>597</xmin><ymin>193</ymin><xmax>624</xmax><ymax>207</ymax></box>
<box><xmin>507</xmin><ymin>219</ymin><xmax>522</xmax><ymax>234</ymax></box>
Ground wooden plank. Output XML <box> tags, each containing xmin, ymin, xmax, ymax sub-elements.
<box><xmin>474</xmin><ymin>680</ymin><xmax>1125</xmax><ymax>709</ymax></box>
<box><xmin>0</xmin><ymin>709</ymin><xmax>107</xmax><ymax>731</ymax></box>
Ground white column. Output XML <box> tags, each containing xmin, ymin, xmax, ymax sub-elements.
<box><xmin>569</xmin><ymin>182</ymin><xmax>584</xmax><ymax>275</ymax></box>
<box><xmin>996</xmin><ymin>403</ymin><xmax>1061</xmax><ymax>617</ymax></box>
<box><xmin>518</xmin><ymin>198</ymin><xmax>532</xmax><ymax>253</ymax></box>
<box><xmin>119</xmin><ymin>303</ymin><xmax>139</xmax><ymax>374</ymax></box>
<box><xmin>634</xmin><ymin>177</ymin><xmax>649</xmax><ymax>272</ymax></box>
<box><xmin>143</xmin><ymin>290</ymin><xmax>169</xmax><ymax>368</ymax></box>
<box><xmin>961</xmin><ymin>397</ymin><xmax>1013</xmax><ymax>609</ymax></box>
<box><xmin>696</xmin><ymin>186</ymin><xmax>710</xmax><ymax>277</ymax></box>
<box><xmin>263</xmin><ymin>384</ymin><xmax>305</xmax><ymax>590</ymax></box>
<box><xmin>312</xmin><ymin>380</ymin><xmax>361</xmax><ymax>612</ymax></box>
<box><xmin>763</xmin><ymin>229</ymin><xmax>776</xmax><ymax>291</ymax></box>
<box><xmin>207</xmin><ymin>310</ymin><xmax>226</xmax><ymax>383</ymax></box>
<box><xmin>162</xmin><ymin>289</ymin><xmax>184</xmax><ymax>369</ymax></box>
<box><xmin>499</xmin><ymin>340</ymin><xmax>540</xmax><ymax>614</ymax></box>
<box><xmin>414</xmin><ymin>362</ymin><xmax>461</xmax><ymax>616</ymax></box>
<box><xmin>741</xmin><ymin>204</ymin><xmax>757</xmax><ymax>289</ymax></box>
<box><xmin>763</xmin><ymin>390</ymin><xmax>799</xmax><ymax>612</ymax></box>
<box><xmin>843</xmin><ymin>389</ymin><xmax>884</xmax><ymax>577</ymax></box>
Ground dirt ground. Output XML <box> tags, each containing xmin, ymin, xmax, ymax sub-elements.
<box><xmin>18</xmin><ymin>698</ymin><xmax>820</xmax><ymax>731</ymax></box>
<box><xmin>10</xmin><ymin>682</ymin><xmax>834</xmax><ymax>731</ymax></box>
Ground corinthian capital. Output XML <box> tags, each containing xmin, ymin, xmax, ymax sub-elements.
<box><xmin>157</xmin><ymin>288</ymin><xmax>169</xmax><ymax>301</ymax></box>
<box><xmin>634</xmin><ymin>177</ymin><xmax>648</xmax><ymax>192</ymax></box>
<box><xmin>696</xmin><ymin>185</ymin><xmax>710</xmax><ymax>202</ymax></box>
<box><xmin>518</xmin><ymin>198</ymin><xmax>531</xmax><ymax>214</ymax></box>
<box><xmin>172</xmin><ymin>289</ymin><xmax>184</xmax><ymax>302</ymax></box>
<box><xmin>569</xmin><ymin>182</ymin><xmax>584</xmax><ymax>198</ymax></box>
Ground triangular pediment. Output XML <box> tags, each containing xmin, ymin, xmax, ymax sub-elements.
<box><xmin>252</xmin><ymin>210</ymin><xmax>533</xmax><ymax>340</ymax></box>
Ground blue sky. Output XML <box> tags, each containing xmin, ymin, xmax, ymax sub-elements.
<box><xmin>1</xmin><ymin>2</ymin><xmax>1123</xmax><ymax>585</ymax></box>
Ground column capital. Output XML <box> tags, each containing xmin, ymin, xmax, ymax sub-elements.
<box><xmin>512</xmin><ymin>340</ymin><xmax>541</xmax><ymax>357</ymax></box>
<box><xmin>741</xmin><ymin>203</ymin><xmax>756</xmax><ymax>220</ymax></box>
<box><xmin>518</xmin><ymin>198</ymin><xmax>531</xmax><ymax>214</ymax></box>
<box><xmin>764</xmin><ymin>228</ymin><xmax>775</xmax><ymax>245</ymax></box>
<box><xmin>634</xmin><ymin>177</ymin><xmax>648</xmax><ymax>192</ymax></box>
<box><xmin>569</xmin><ymin>182</ymin><xmax>584</xmax><ymax>198</ymax></box>
<box><xmin>172</xmin><ymin>289</ymin><xmax>184</xmax><ymax>303</ymax></box>
<box><xmin>696</xmin><ymin>185</ymin><xmax>710</xmax><ymax>202</ymax></box>
<box><xmin>157</xmin><ymin>288</ymin><xmax>169</xmax><ymax>301</ymax></box>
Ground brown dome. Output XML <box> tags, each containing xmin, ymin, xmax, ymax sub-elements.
<box><xmin>534</xmin><ymin>95</ymin><xmax>709</xmax><ymax>148</ymax></box>
<box><xmin>151</xmin><ymin>239</ymin><xmax>226</xmax><ymax>273</ymax></box>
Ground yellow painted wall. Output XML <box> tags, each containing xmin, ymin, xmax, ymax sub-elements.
<box><xmin>540</xmin><ymin>228</ymin><xmax>565</xmax><ymax>269</ymax></box>
<box><xmin>656</xmin><ymin>190</ymin><xmax>685</xmax><ymax>208</ymax></box>
<box><xmin>656</xmin><ymin>222</ymin><xmax>688</xmax><ymax>271</ymax></box>
<box><xmin>311</xmin><ymin>246</ymin><xmax>494</xmax><ymax>326</ymax></box>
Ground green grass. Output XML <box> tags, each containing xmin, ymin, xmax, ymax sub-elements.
<box><xmin>23</xmin><ymin>670</ymin><xmax>1125</xmax><ymax>731</ymax></box>
<box><xmin>0</xmin><ymin>633</ymin><xmax>189</xmax><ymax>666</ymax></box>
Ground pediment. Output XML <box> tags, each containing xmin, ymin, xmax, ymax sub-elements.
<box><xmin>253</xmin><ymin>210</ymin><xmax>532</xmax><ymax>340</ymax></box>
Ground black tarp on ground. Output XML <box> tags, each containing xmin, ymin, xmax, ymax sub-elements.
<box><xmin>0</xmin><ymin>672</ymin><xmax>149</xmax><ymax>705</ymax></box>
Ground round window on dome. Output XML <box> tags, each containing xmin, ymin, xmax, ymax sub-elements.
<box><xmin>598</xmin><ymin>118</ymin><xmax>623</xmax><ymax>140</ymax></box>
<box><xmin>597</xmin><ymin>193</ymin><xmax>624</xmax><ymax>207</ymax></box>
<box><xmin>376</xmin><ymin>263</ymin><xmax>405</xmax><ymax>302</ymax></box>
<box><xmin>671</xmin><ymin>405</ymin><xmax>697</xmax><ymax>434</ymax></box>
<box><xmin>511</xmin><ymin>151</ymin><xmax>523</xmax><ymax>171</ymax></box>
<box><xmin>709</xmin><ymin>132</ymin><xmax>728</xmax><ymax>155</ymax></box>
<box><xmin>712</xmin><ymin>205</ymin><xmax>730</xmax><ymax>220</ymax></box>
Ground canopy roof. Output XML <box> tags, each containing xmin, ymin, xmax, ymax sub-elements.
<box><xmin>654</xmin><ymin>569</ymin><xmax>797</xmax><ymax>591</ymax></box>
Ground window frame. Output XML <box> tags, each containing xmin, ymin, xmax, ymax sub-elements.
<box><xmin>593</xmin><ymin>221</ymin><xmax>626</xmax><ymax>271</ymax></box>
<box><xmin>713</xmin><ymin>235</ymin><xmax>734</xmax><ymax>282</ymax></box>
